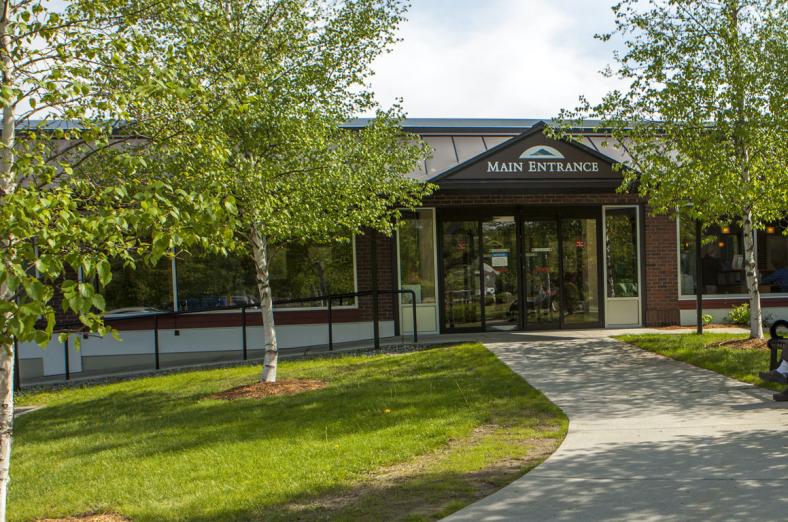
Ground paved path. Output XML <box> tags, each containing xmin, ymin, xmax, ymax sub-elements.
<box><xmin>445</xmin><ymin>331</ymin><xmax>788</xmax><ymax>521</ymax></box>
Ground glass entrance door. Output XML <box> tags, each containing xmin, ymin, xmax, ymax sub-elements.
<box><xmin>522</xmin><ymin>220</ymin><xmax>561</xmax><ymax>328</ymax></box>
<box><xmin>440</xmin><ymin>212</ymin><xmax>603</xmax><ymax>332</ymax></box>
<box><xmin>560</xmin><ymin>218</ymin><xmax>600</xmax><ymax>326</ymax></box>
<box><xmin>441</xmin><ymin>220</ymin><xmax>482</xmax><ymax>330</ymax></box>
<box><xmin>482</xmin><ymin>217</ymin><xmax>518</xmax><ymax>331</ymax></box>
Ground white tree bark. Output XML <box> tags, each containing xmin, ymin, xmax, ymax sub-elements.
<box><xmin>0</xmin><ymin>0</ymin><xmax>16</xmax><ymax>519</ymax></box>
<box><xmin>250</xmin><ymin>223</ymin><xmax>278</xmax><ymax>382</ymax></box>
<box><xmin>742</xmin><ymin>209</ymin><xmax>763</xmax><ymax>339</ymax></box>
<box><xmin>0</xmin><ymin>335</ymin><xmax>13</xmax><ymax>522</ymax></box>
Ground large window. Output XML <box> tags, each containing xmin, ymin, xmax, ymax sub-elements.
<box><xmin>679</xmin><ymin>217</ymin><xmax>788</xmax><ymax>296</ymax></box>
<box><xmin>758</xmin><ymin>223</ymin><xmax>788</xmax><ymax>294</ymax></box>
<box><xmin>103</xmin><ymin>257</ymin><xmax>174</xmax><ymax>313</ymax></box>
<box><xmin>268</xmin><ymin>241</ymin><xmax>356</xmax><ymax>307</ymax></box>
<box><xmin>102</xmin><ymin>240</ymin><xmax>356</xmax><ymax>313</ymax></box>
<box><xmin>398</xmin><ymin>210</ymin><xmax>436</xmax><ymax>305</ymax></box>
<box><xmin>176</xmin><ymin>250</ymin><xmax>257</xmax><ymax>311</ymax></box>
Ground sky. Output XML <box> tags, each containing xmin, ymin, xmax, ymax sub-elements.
<box><xmin>368</xmin><ymin>0</ymin><xmax>626</xmax><ymax>119</ymax></box>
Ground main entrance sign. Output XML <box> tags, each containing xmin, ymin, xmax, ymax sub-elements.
<box><xmin>487</xmin><ymin>145</ymin><xmax>602</xmax><ymax>174</ymax></box>
<box><xmin>432</xmin><ymin>122</ymin><xmax>621</xmax><ymax>189</ymax></box>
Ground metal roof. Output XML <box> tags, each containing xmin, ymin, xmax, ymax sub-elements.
<box><xmin>343</xmin><ymin>118</ymin><xmax>605</xmax><ymax>133</ymax></box>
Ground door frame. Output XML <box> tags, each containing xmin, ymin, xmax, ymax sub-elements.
<box><xmin>601</xmin><ymin>205</ymin><xmax>643</xmax><ymax>327</ymax></box>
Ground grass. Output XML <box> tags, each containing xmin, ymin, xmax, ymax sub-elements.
<box><xmin>615</xmin><ymin>333</ymin><xmax>783</xmax><ymax>391</ymax></box>
<box><xmin>11</xmin><ymin>344</ymin><xmax>567</xmax><ymax>522</ymax></box>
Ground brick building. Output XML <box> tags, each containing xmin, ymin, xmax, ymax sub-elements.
<box><xmin>18</xmin><ymin>118</ymin><xmax>788</xmax><ymax>381</ymax></box>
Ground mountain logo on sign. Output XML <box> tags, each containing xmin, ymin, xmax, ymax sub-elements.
<box><xmin>519</xmin><ymin>145</ymin><xmax>565</xmax><ymax>160</ymax></box>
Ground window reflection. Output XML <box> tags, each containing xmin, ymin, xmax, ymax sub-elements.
<box><xmin>759</xmin><ymin>223</ymin><xmax>788</xmax><ymax>293</ymax></box>
<box><xmin>398</xmin><ymin>210</ymin><xmax>436</xmax><ymax>304</ymax></box>
<box><xmin>605</xmin><ymin>208</ymin><xmax>639</xmax><ymax>298</ymax></box>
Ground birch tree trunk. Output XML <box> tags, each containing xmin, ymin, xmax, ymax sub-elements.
<box><xmin>742</xmin><ymin>209</ymin><xmax>763</xmax><ymax>339</ymax></box>
<box><xmin>0</xmin><ymin>334</ymin><xmax>13</xmax><ymax>522</ymax></box>
<box><xmin>0</xmin><ymin>0</ymin><xmax>16</xmax><ymax>518</ymax></box>
<box><xmin>250</xmin><ymin>223</ymin><xmax>278</xmax><ymax>382</ymax></box>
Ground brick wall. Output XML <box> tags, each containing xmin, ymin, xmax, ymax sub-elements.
<box><xmin>642</xmin><ymin>209</ymin><xmax>680</xmax><ymax>325</ymax></box>
<box><xmin>354</xmin><ymin>230</ymin><xmax>396</xmax><ymax>323</ymax></box>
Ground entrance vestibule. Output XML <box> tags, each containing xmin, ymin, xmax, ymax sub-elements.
<box><xmin>436</xmin><ymin>207</ymin><xmax>640</xmax><ymax>332</ymax></box>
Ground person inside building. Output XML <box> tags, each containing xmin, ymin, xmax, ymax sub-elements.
<box><xmin>700</xmin><ymin>245</ymin><xmax>722</xmax><ymax>293</ymax></box>
<box><xmin>761</xmin><ymin>258</ymin><xmax>788</xmax><ymax>293</ymax></box>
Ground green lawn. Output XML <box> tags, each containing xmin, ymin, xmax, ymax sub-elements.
<box><xmin>615</xmin><ymin>333</ymin><xmax>782</xmax><ymax>391</ymax></box>
<box><xmin>12</xmin><ymin>344</ymin><xmax>566</xmax><ymax>522</ymax></box>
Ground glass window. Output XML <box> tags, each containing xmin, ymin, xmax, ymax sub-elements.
<box><xmin>424</xmin><ymin>137</ymin><xmax>458</xmax><ymax>176</ymax></box>
<box><xmin>398</xmin><ymin>210</ymin><xmax>436</xmax><ymax>304</ymax></box>
<box><xmin>679</xmin><ymin>218</ymin><xmax>747</xmax><ymax>296</ymax></box>
<box><xmin>269</xmin><ymin>241</ymin><xmax>356</xmax><ymax>308</ymax></box>
<box><xmin>605</xmin><ymin>208</ymin><xmax>639</xmax><ymax>298</ymax></box>
<box><xmin>103</xmin><ymin>257</ymin><xmax>174</xmax><ymax>313</ymax></box>
<box><xmin>759</xmin><ymin>223</ymin><xmax>788</xmax><ymax>294</ymax></box>
<box><xmin>176</xmin><ymin>240</ymin><xmax>356</xmax><ymax>311</ymax></box>
<box><xmin>176</xmin><ymin>250</ymin><xmax>257</xmax><ymax>312</ymax></box>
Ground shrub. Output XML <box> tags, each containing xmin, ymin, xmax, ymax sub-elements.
<box><xmin>725</xmin><ymin>303</ymin><xmax>774</xmax><ymax>327</ymax></box>
<box><xmin>727</xmin><ymin>303</ymin><xmax>751</xmax><ymax>326</ymax></box>
<box><xmin>702</xmin><ymin>313</ymin><xmax>713</xmax><ymax>325</ymax></box>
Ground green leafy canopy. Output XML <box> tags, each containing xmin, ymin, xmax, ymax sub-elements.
<box><xmin>554</xmin><ymin>0</ymin><xmax>787</xmax><ymax>227</ymax></box>
<box><xmin>0</xmin><ymin>0</ymin><xmax>238</xmax><ymax>347</ymax></box>
<box><xmin>117</xmin><ymin>0</ymin><xmax>433</xmax><ymax>251</ymax></box>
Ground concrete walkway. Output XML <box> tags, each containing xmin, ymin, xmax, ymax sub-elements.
<box><xmin>445</xmin><ymin>331</ymin><xmax>788</xmax><ymax>521</ymax></box>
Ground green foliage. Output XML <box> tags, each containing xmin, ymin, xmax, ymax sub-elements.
<box><xmin>12</xmin><ymin>344</ymin><xmax>567</xmax><ymax>520</ymax></box>
<box><xmin>118</xmin><ymin>0</ymin><xmax>432</xmax><ymax>250</ymax></box>
<box><xmin>702</xmin><ymin>313</ymin><xmax>714</xmax><ymax>326</ymax></box>
<box><xmin>0</xmin><ymin>0</ymin><xmax>239</xmax><ymax>346</ymax></box>
<box><xmin>727</xmin><ymin>303</ymin><xmax>752</xmax><ymax>326</ymax></box>
<box><xmin>554</xmin><ymin>0</ymin><xmax>788</xmax><ymax>228</ymax></box>
<box><xmin>725</xmin><ymin>302</ymin><xmax>773</xmax><ymax>327</ymax></box>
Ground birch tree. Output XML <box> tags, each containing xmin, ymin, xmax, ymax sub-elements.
<box><xmin>557</xmin><ymin>0</ymin><xmax>787</xmax><ymax>338</ymax></box>
<box><xmin>125</xmin><ymin>0</ymin><xmax>431</xmax><ymax>382</ymax></box>
<box><xmin>0</xmin><ymin>1</ymin><xmax>236</xmax><ymax>518</ymax></box>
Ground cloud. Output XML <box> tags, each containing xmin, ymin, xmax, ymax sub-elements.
<box><xmin>368</xmin><ymin>0</ymin><xmax>626</xmax><ymax>118</ymax></box>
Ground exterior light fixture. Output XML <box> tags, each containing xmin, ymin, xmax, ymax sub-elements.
<box><xmin>766</xmin><ymin>226</ymin><xmax>776</xmax><ymax>234</ymax></box>
<box><xmin>718</xmin><ymin>241</ymin><xmax>726</xmax><ymax>248</ymax></box>
<box><xmin>721</xmin><ymin>226</ymin><xmax>731</xmax><ymax>234</ymax></box>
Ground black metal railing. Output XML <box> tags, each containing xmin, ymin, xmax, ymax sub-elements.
<box><xmin>15</xmin><ymin>288</ymin><xmax>418</xmax><ymax>386</ymax></box>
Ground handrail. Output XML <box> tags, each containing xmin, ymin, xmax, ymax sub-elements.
<box><xmin>40</xmin><ymin>288</ymin><xmax>418</xmax><ymax>385</ymax></box>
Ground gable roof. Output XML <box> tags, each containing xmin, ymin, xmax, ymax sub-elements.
<box><xmin>427</xmin><ymin>121</ymin><xmax>629</xmax><ymax>193</ymax></box>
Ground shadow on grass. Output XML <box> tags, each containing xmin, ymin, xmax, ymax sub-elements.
<box><xmin>11</xmin><ymin>345</ymin><xmax>566</xmax><ymax>522</ymax></box>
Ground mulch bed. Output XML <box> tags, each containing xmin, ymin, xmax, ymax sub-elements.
<box><xmin>38</xmin><ymin>514</ymin><xmax>130</xmax><ymax>522</ymax></box>
<box><xmin>658</xmin><ymin>323</ymin><xmax>741</xmax><ymax>330</ymax></box>
<box><xmin>708</xmin><ymin>338</ymin><xmax>769</xmax><ymax>350</ymax></box>
<box><xmin>209</xmin><ymin>379</ymin><xmax>326</xmax><ymax>400</ymax></box>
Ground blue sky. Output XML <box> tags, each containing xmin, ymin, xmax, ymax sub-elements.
<box><xmin>369</xmin><ymin>0</ymin><xmax>625</xmax><ymax>118</ymax></box>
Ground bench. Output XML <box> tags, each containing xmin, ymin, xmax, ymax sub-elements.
<box><xmin>768</xmin><ymin>319</ymin><xmax>787</xmax><ymax>371</ymax></box>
